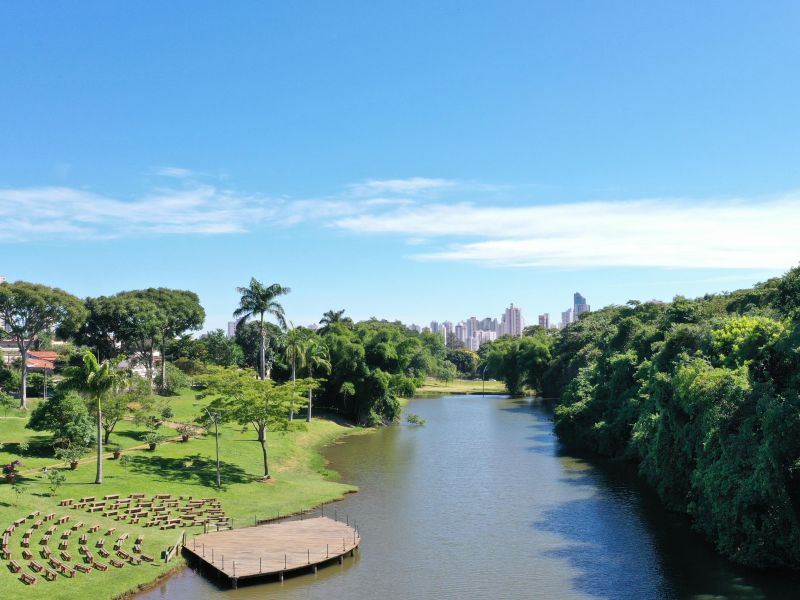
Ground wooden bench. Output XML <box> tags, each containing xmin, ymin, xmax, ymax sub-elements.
<box><xmin>103</xmin><ymin>494</ymin><xmax>119</xmax><ymax>500</ymax></box>
<box><xmin>79</xmin><ymin>545</ymin><xmax>89</xmax><ymax>555</ymax></box>
<box><xmin>44</xmin><ymin>513</ymin><xmax>55</xmax><ymax>521</ymax></box>
<box><xmin>110</xmin><ymin>558</ymin><xmax>124</xmax><ymax>568</ymax></box>
<box><xmin>117</xmin><ymin>550</ymin><xmax>132</xmax><ymax>560</ymax></box>
<box><xmin>57</xmin><ymin>516</ymin><xmax>70</xmax><ymax>525</ymax></box>
<box><xmin>92</xmin><ymin>561</ymin><xmax>108</xmax><ymax>571</ymax></box>
<box><xmin>22</xmin><ymin>549</ymin><xmax>33</xmax><ymax>560</ymax></box>
<box><xmin>103</xmin><ymin>510</ymin><xmax>118</xmax><ymax>518</ymax></box>
<box><xmin>41</xmin><ymin>547</ymin><xmax>51</xmax><ymax>559</ymax></box>
<box><xmin>72</xmin><ymin>521</ymin><xmax>84</xmax><ymax>530</ymax></box>
<box><xmin>160</xmin><ymin>523</ymin><xmax>177</xmax><ymax>530</ymax></box>
<box><xmin>79</xmin><ymin>534</ymin><xmax>88</xmax><ymax>544</ymax></box>
<box><xmin>96</xmin><ymin>538</ymin><xmax>105</xmax><ymax>547</ymax></box>
<box><xmin>58</xmin><ymin>541</ymin><xmax>69</xmax><ymax>550</ymax></box>
<box><xmin>32</xmin><ymin>519</ymin><xmax>43</xmax><ymax>529</ymax></box>
<box><xmin>40</xmin><ymin>534</ymin><xmax>51</xmax><ymax>545</ymax></box>
<box><xmin>46</xmin><ymin>525</ymin><xmax>57</xmax><ymax>535</ymax></box>
<box><xmin>98</xmin><ymin>548</ymin><xmax>110</xmax><ymax>558</ymax></box>
<box><xmin>60</xmin><ymin>551</ymin><xmax>72</xmax><ymax>562</ymax></box>
<box><xmin>43</xmin><ymin>567</ymin><xmax>57</xmax><ymax>581</ymax></box>
<box><xmin>61</xmin><ymin>530</ymin><xmax>72</xmax><ymax>539</ymax></box>
<box><xmin>140</xmin><ymin>553</ymin><xmax>154</xmax><ymax>562</ymax></box>
<box><xmin>1</xmin><ymin>546</ymin><xmax>10</xmax><ymax>560</ymax></box>
<box><xmin>20</xmin><ymin>572</ymin><xmax>37</xmax><ymax>585</ymax></box>
<box><xmin>80</xmin><ymin>496</ymin><xmax>96</xmax><ymax>503</ymax></box>
<box><xmin>87</xmin><ymin>506</ymin><xmax>104</xmax><ymax>513</ymax></box>
<box><xmin>104</xmin><ymin>528</ymin><xmax>116</xmax><ymax>536</ymax></box>
<box><xmin>131</xmin><ymin>493</ymin><xmax>145</xmax><ymax>499</ymax></box>
<box><xmin>29</xmin><ymin>560</ymin><xmax>43</xmax><ymax>572</ymax></box>
<box><xmin>59</xmin><ymin>499</ymin><xmax>74</xmax><ymax>507</ymax></box>
<box><xmin>27</xmin><ymin>511</ymin><xmax>40</xmax><ymax>519</ymax></box>
<box><xmin>74</xmin><ymin>563</ymin><xmax>91</xmax><ymax>574</ymax></box>
<box><xmin>14</xmin><ymin>518</ymin><xmax>26</xmax><ymax>526</ymax></box>
<box><xmin>133</xmin><ymin>544</ymin><xmax>142</xmax><ymax>553</ymax></box>
<box><xmin>8</xmin><ymin>559</ymin><xmax>22</xmax><ymax>573</ymax></box>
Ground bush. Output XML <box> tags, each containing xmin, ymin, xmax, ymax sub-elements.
<box><xmin>406</xmin><ymin>413</ymin><xmax>426</xmax><ymax>426</ymax></box>
<box><xmin>155</xmin><ymin>362</ymin><xmax>189</xmax><ymax>396</ymax></box>
<box><xmin>27</xmin><ymin>390</ymin><xmax>95</xmax><ymax>449</ymax></box>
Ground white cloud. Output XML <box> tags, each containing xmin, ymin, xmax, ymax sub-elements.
<box><xmin>0</xmin><ymin>185</ymin><xmax>276</xmax><ymax>241</ymax></box>
<box><xmin>346</xmin><ymin>177</ymin><xmax>455</xmax><ymax>197</ymax></box>
<box><xmin>333</xmin><ymin>196</ymin><xmax>800</xmax><ymax>270</ymax></box>
<box><xmin>155</xmin><ymin>166</ymin><xmax>194</xmax><ymax>178</ymax></box>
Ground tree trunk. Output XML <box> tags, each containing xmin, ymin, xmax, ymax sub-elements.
<box><xmin>160</xmin><ymin>340</ymin><xmax>167</xmax><ymax>394</ymax></box>
<box><xmin>307</xmin><ymin>365</ymin><xmax>313</xmax><ymax>423</ymax></box>
<box><xmin>95</xmin><ymin>398</ymin><xmax>103</xmax><ymax>484</ymax></box>
<box><xmin>259</xmin><ymin>315</ymin><xmax>266</xmax><ymax>380</ymax></box>
<box><xmin>289</xmin><ymin>358</ymin><xmax>296</xmax><ymax>421</ymax></box>
<box><xmin>259</xmin><ymin>425</ymin><xmax>269</xmax><ymax>479</ymax></box>
<box><xmin>19</xmin><ymin>345</ymin><xmax>28</xmax><ymax>410</ymax></box>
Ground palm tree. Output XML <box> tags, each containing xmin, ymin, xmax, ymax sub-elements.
<box><xmin>284</xmin><ymin>325</ymin><xmax>307</xmax><ymax>421</ymax></box>
<box><xmin>304</xmin><ymin>337</ymin><xmax>331</xmax><ymax>422</ymax></box>
<box><xmin>233</xmin><ymin>278</ymin><xmax>290</xmax><ymax>380</ymax></box>
<box><xmin>319</xmin><ymin>309</ymin><xmax>351</xmax><ymax>334</ymax></box>
<box><xmin>61</xmin><ymin>351</ymin><xmax>129</xmax><ymax>484</ymax></box>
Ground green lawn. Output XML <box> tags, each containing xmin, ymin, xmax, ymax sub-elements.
<box><xmin>416</xmin><ymin>377</ymin><xmax>507</xmax><ymax>395</ymax></box>
<box><xmin>0</xmin><ymin>389</ymin><xmax>362</xmax><ymax>599</ymax></box>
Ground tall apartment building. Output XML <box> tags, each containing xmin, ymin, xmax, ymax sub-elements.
<box><xmin>455</xmin><ymin>321</ymin><xmax>467</xmax><ymax>344</ymax></box>
<box><xmin>538</xmin><ymin>313</ymin><xmax>550</xmax><ymax>329</ymax></box>
<box><xmin>561</xmin><ymin>308</ymin><xmax>573</xmax><ymax>328</ymax></box>
<box><xmin>227</xmin><ymin>320</ymin><xmax>238</xmax><ymax>338</ymax></box>
<box><xmin>574</xmin><ymin>292</ymin><xmax>591</xmax><ymax>320</ymax></box>
<box><xmin>442</xmin><ymin>321</ymin><xmax>453</xmax><ymax>338</ymax></box>
<box><xmin>501</xmin><ymin>303</ymin><xmax>523</xmax><ymax>337</ymax></box>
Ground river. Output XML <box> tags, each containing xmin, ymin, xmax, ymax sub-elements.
<box><xmin>139</xmin><ymin>394</ymin><xmax>800</xmax><ymax>599</ymax></box>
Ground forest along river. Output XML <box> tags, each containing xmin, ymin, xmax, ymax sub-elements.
<box><xmin>139</xmin><ymin>395</ymin><xmax>800</xmax><ymax>600</ymax></box>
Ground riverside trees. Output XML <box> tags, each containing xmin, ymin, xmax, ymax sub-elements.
<box><xmin>233</xmin><ymin>278</ymin><xmax>290</xmax><ymax>380</ymax></box>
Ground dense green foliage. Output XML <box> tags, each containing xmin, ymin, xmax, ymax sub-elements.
<box><xmin>27</xmin><ymin>390</ymin><xmax>95</xmax><ymax>449</ymax></box>
<box><xmin>483</xmin><ymin>270</ymin><xmax>800</xmax><ymax>569</ymax></box>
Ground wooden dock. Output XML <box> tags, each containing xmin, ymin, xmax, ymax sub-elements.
<box><xmin>183</xmin><ymin>516</ymin><xmax>360</xmax><ymax>587</ymax></box>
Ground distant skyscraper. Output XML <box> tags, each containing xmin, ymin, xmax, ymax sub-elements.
<box><xmin>455</xmin><ymin>321</ymin><xmax>467</xmax><ymax>344</ymax></box>
<box><xmin>538</xmin><ymin>313</ymin><xmax>550</xmax><ymax>329</ymax></box>
<box><xmin>561</xmin><ymin>308</ymin><xmax>573</xmax><ymax>328</ymax></box>
<box><xmin>409</xmin><ymin>323</ymin><xmax>422</xmax><ymax>333</ymax></box>
<box><xmin>573</xmin><ymin>292</ymin><xmax>591</xmax><ymax>320</ymax></box>
<box><xmin>501</xmin><ymin>304</ymin><xmax>523</xmax><ymax>337</ymax></box>
<box><xmin>466</xmin><ymin>317</ymin><xmax>479</xmax><ymax>339</ymax></box>
<box><xmin>442</xmin><ymin>321</ymin><xmax>453</xmax><ymax>338</ymax></box>
<box><xmin>227</xmin><ymin>321</ymin><xmax>237</xmax><ymax>338</ymax></box>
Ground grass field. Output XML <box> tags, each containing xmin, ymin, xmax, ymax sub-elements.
<box><xmin>0</xmin><ymin>389</ymin><xmax>362</xmax><ymax>599</ymax></box>
<box><xmin>415</xmin><ymin>377</ymin><xmax>507</xmax><ymax>395</ymax></box>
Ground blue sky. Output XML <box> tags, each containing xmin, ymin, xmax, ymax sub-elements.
<box><xmin>2</xmin><ymin>1</ymin><xmax>799</xmax><ymax>331</ymax></box>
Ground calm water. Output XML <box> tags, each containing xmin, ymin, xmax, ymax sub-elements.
<box><xmin>139</xmin><ymin>395</ymin><xmax>800</xmax><ymax>599</ymax></box>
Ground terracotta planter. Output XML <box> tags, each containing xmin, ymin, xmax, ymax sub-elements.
<box><xmin>4</xmin><ymin>473</ymin><xmax>16</xmax><ymax>484</ymax></box>
<box><xmin>112</xmin><ymin>450</ymin><xmax>122</xmax><ymax>459</ymax></box>
<box><xmin>148</xmin><ymin>443</ymin><xmax>157</xmax><ymax>451</ymax></box>
<box><xmin>181</xmin><ymin>435</ymin><xmax>190</xmax><ymax>442</ymax></box>
<box><xmin>69</xmin><ymin>461</ymin><xmax>79</xmax><ymax>470</ymax></box>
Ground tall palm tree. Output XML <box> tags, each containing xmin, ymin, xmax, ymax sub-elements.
<box><xmin>61</xmin><ymin>351</ymin><xmax>129</xmax><ymax>484</ymax></box>
<box><xmin>304</xmin><ymin>337</ymin><xmax>331</xmax><ymax>422</ymax></box>
<box><xmin>233</xmin><ymin>278</ymin><xmax>290</xmax><ymax>380</ymax></box>
<box><xmin>284</xmin><ymin>325</ymin><xmax>307</xmax><ymax>421</ymax></box>
<box><xmin>319</xmin><ymin>309</ymin><xmax>351</xmax><ymax>334</ymax></box>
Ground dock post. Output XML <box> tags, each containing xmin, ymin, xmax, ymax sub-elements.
<box><xmin>232</xmin><ymin>577</ymin><xmax>238</xmax><ymax>590</ymax></box>
<box><xmin>279</xmin><ymin>572</ymin><xmax>284</xmax><ymax>582</ymax></box>
<box><xmin>232</xmin><ymin>560</ymin><xmax>235</xmax><ymax>577</ymax></box>
<box><xmin>327</xmin><ymin>544</ymin><xmax>329</xmax><ymax>558</ymax></box>
<box><xmin>284</xmin><ymin>554</ymin><xmax>287</xmax><ymax>569</ymax></box>
<box><xmin>339</xmin><ymin>555</ymin><xmax>343</xmax><ymax>564</ymax></box>
<box><xmin>307</xmin><ymin>548</ymin><xmax>310</xmax><ymax>564</ymax></box>
<box><xmin>222</xmin><ymin>555</ymin><xmax>224</xmax><ymax>571</ymax></box>
<box><xmin>259</xmin><ymin>557</ymin><xmax>262</xmax><ymax>573</ymax></box>
<box><xmin>211</xmin><ymin>548</ymin><xmax>214</xmax><ymax>563</ymax></box>
<box><xmin>202</xmin><ymin>543</ymin><xmax>205</xmax><ymax>557</ymax></box>
<box><xmin>313</xmin><ymin>565</ymin><xmax>318</xmax><ymax>574</ymax></box>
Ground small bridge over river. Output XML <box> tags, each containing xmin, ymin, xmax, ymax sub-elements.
<box><xmin>183</xmin><ymin>516</ymin><xmax>360</xmax><ymax>588</ymax></box>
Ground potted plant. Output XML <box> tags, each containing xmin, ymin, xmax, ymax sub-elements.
<box><xmin>144</xmin><ymin>432</ymin><xmax>164</xmax><ymax>451</ymax></box>
<box><xmin>55</xmin><ymin>446</ymin><xmax>84</xmax><ymax>470</ymax></box>
<box><xmin>176</xmin><ymin>423</ymin><xmax>194</xmax><ymax>442</ymax></box>
<box><xmin>109</xmin><ymin>446</ymin><xmax>122</xmax><ymax>460</ymax></box>
<box><xmin>3</xmin><ymin>459</ymin><xmax>22</xmax><ymax>483</ymax></box>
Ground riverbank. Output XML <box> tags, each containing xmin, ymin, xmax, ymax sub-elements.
<box><xmin>416</xmin><ymin>377</ymin><xmax>506</xmax><ymax>395</ymax></box>
<box><xmin>0</xmin><ymin>401</ymin><xmax>364</xmax><ymax>600</ymax></box>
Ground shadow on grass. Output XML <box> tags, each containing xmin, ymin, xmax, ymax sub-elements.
<box><xmin>126</xmin><ymin>453</ymin><xmax>251</xmax><ymax>490</ymax></box>
<box><xmin>4</xmin><ymin>435</ymin><xmax>56</xmax><ymax>459</ymax></box>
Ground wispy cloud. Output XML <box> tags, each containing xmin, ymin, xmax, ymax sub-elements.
<box><xmin>0</xmin><ymin>185</ymin><xmax>276</xmax><ymax>241</ymax></box>
<box><xmin>346</xmin><ymin>177</ymin><xmax>455</xmax><ymax>197</ymax></box>
<box><xmin>155</xmin><ymin>166</ymin><xmax>194</xmax><ymax>178</ymax></box>
<box><xmin>333</xmin><ymin>196</ymin><xmax>800</xmax><ymax>270</ymax></box>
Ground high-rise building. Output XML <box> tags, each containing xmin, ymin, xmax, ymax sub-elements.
<box><xmin>442</xmin><ymin>321</ymin><xmax>453</xmax><ymax>338</ymax></box>
<box><xmin>574</xmin><ymin>292</ymin><xmax>591</xmax><ymax>320</ymax></box>
<box><xmin>455</xmin><ymin>321</ymin><xmax>467</xmax><ymax>344</ymax></box>
<box><xmin>227</xmin><ymin>321</ymin><xmax>238</xmax><ymax>338</ymax></box>
<box><xmin>561</xmin><ymin>308</ymin><xmax>573</xmax><ymax>328</ymax></box>
<box><xmin>538</xmin><ymin>313</ymin><xmax>550</xmax><ymax>329</ymax></box>
<box><xmin>466</xmin><ymin>317</ymin><xmax>479</xmax><ymax>339</ymax></box>
<box><xmin>501</xmin><ymin>304</ymin><xmax>523</xmax><ymax>337</ymax></box>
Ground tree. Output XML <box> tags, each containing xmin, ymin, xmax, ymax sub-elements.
<box><xmin>319</xmin><ymin>309</ymin><xmax>352</xmax><ymax>334</ymax></box>
<box><xmin>284</xmin><ymin>326</ymin><xmax>308</xmax><ymax>420</ymax></box>
<box><xmin>27</xmin><ymin>390</ymin><xmax>95</xmax><ymax>449</ymax></box>
<box><xmin>303</xmin><ymin>337</ymin><xmax>331</xmax><ymax>422</ymax></box>
<box><xmin>233</xmin><ymin>278</ymin><xmax>290</xmax><ymax>380</ymax></box>
<box><xmin>61</xmin><ymin>351</ymin><xmax>129</xmax><ymax>484</ymax></box>
<box><xmin>154</xmin><ymin>362</ymin><xmax>189</xmax><ymax>396</ymax></box>
<box><xmin>198</xmin><ymin>329</ymin><xmax>243</xmax><ymax>366</ymax></box>
<box><xmin>200</xmin><ymin>368</ymin><xmax>300</xmax><ymax>479</ymax></box>
<box><xmin>446</xmin><ymin>348</ymin><xmax>479</xmax><ymax>376</ymax></box>
<box><xmin>132</xmin><ymin>289</ymin><xmax>205</xmax><ymax>394</ymax></box>
<box><xmin>0</xmin><ymin>281</ymin><xmax>86</xmax><ymax>409</ymax></box>
<box><xmin>340</xmin><ymin>381</ymin><xmax>355</xmax><ymax>413</ymax></box>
